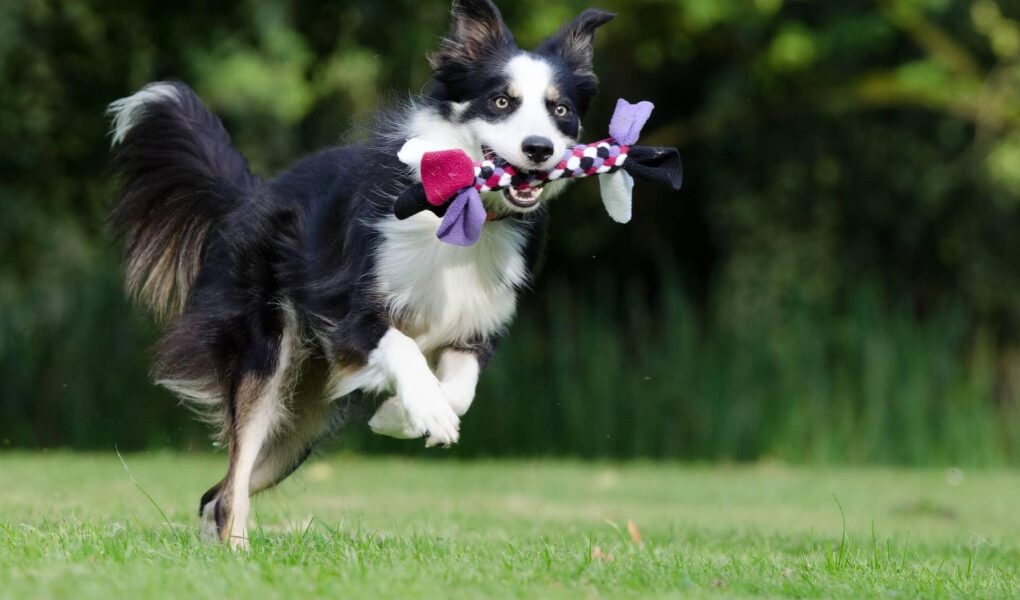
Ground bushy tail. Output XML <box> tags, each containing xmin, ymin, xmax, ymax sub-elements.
<box><xmin>107</xmin><ymin>81</ymin><xmax>258</xmax><ymax>320</ymax></box>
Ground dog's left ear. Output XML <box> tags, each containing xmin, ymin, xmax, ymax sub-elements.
<box><xmin>537</xmin><ymin>9</ymin><xmax>616</xmax><ymax>82</ymax></box>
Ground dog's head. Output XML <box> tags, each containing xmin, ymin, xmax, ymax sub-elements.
<box><xmin>427</xmin><ymin>0</ymin><xmax>614</xmax><ymax>209</ymax></box>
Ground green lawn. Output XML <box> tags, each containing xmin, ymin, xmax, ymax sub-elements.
<box><xmin>0</xmin><ymin>453</ymin><xmax>1018</xmax><ymax>598</ymax></box>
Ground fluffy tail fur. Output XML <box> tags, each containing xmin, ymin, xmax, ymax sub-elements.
<box><xmin>107</xmin><ymin>81</ymin><xmax>258</xmax><ymax>319</ymax></box>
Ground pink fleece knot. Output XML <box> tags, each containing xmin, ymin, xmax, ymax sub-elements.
<box><xmin>420</xmin><ymin>149</ymin><xmax>476</xmax><ymax>206</ymax></box>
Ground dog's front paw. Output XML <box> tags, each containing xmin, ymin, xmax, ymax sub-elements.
<box><xmin>440</xmin><ymin>379</ymin><xmax>476</xmax><ymax>417</ymax></box>
<box><xmin>403</xmin><ymin>382</ymin><xmax>460</xmax><ymax>447</ymax></box>
<box><xmin>368</xmin><ymin>397</ymin><xmax>419</xmax><ymax>439</ymax></box>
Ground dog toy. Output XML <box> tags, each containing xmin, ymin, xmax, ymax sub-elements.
<box><xmin>394</xmin><ymin>99</ymin><xmax>683</xmax><ymax>246</ymax></box>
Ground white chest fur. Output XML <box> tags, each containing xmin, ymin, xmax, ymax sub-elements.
<box><xmin>374</xmin><ymin>212</ymin><xmax>529</xmax><ymax>353</ymax></box>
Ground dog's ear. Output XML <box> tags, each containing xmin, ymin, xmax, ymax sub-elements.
<box><xmin>537</xmin><ymin>9</ymin><xmax>615</xmax><ymax>81</ymax></box>
<box><xmin>430</xmin><ymin>0</ymin><xmax>515</xmax><ymax>69</ymax></box>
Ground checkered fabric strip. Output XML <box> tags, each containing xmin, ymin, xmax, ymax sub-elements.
<box><xmin>472</xmin><ymin>138</ymin><xmax>630</xmax><ymax>193</ymax></box>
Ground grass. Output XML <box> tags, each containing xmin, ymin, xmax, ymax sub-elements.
<box><xmin>1</xmin><ymin>453</ymin><xmax>1018</xmax><ymax>598</ymax></box>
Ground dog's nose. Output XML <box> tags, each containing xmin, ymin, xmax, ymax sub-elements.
<box><xmin>522</xmin><ymin>136</ymin><xmax>554</xmax><ymax>163</ymax></box>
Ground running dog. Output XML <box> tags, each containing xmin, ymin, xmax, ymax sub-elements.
<box><xmin>108</xmin><ymin>0</ymin><xmax>614</xmax><ymax>547</ymax></box>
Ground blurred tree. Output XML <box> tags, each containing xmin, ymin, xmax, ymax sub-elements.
<box><xmin>0</xmin><ymin>0</ymin><xmax>1017</xmax><ymax>460</ymax></box>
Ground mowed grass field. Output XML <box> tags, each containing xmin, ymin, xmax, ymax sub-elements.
<box><xmin>0</xmin><ymin>453</ymin><xmax>1018</xmax><ymax>599</ymax></box>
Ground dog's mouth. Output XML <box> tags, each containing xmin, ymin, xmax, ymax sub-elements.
<box><xmin>502</xmin><ymin>185</ymin><xmax>543</xmax><ymax>208</ymax></box>
<box><xmin>481</xmin><ymin>144</ymin><xmax>545</xmax><ymax>210</ymax></box>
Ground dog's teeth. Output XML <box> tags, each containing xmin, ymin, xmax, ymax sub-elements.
<box><xmin>504</xmin><ymin>185</ymin><xmax>544</xmax><ymax>208</ymax></box>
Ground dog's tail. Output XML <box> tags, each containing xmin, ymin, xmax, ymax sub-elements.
<box><xmin>107</xmin><ymin>81</ymin><xmax>258</xmax><ymax>320</ymax></box>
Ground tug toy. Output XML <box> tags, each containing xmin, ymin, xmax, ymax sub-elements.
<box><xmin>395</xmin><ymin>99</ymin><xmax>683</xmax><ymax>246</ymax></box>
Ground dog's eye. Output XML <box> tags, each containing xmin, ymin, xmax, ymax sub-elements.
<box><xmin>492</xmin><ymin>95</ymin><xmax>510</xmax><ymax>110</ymax></box>
<box><xmin>554</xmin><ymin>104</ymin><xmax>570</xmax><ymax>118</ymax></box>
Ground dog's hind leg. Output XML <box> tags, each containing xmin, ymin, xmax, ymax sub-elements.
<box><xmin>215</xmin><ymin>372</ymin><xmax>286</xmax><ymax>549</ymax></box>
<box><xmin>203</xmin><ymin>324</ymin><xmax>301</xmax><ymax>549</ymax></box>
<box><xmin>199</xmin><ymin>356</ymin><xmax>360</xmax><ymax>545</ymax></box>
<box><xmin>201</xmin><ymin>409</ymin><xmax>325</xmax><ymax>544</ymax></box>
<box><xmin>243</xmin><ymin>360</ymin><xmax>357</xmax><ymax>497</ymax></box>
<box><xmin>199</xmin><ymin>400</ymin><xmax>349</xmax><ymax>543</ymax></box>
<box><xmin>198</xmin><ymin>479</ymin><xmax>225</xmax><ymax>542</ymax></box>
<box><xmin>245</xmin><ymin>396</ymin><xmax>353</xmax><ymax>496</ymax></box>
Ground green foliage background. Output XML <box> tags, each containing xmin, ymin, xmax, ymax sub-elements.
<box><xmin>1</xmin><ymin>0</ymin><xmax>1018</xmax><ymax>463</ymax></box>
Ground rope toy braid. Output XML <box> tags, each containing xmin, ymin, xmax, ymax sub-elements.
<box><xmin>395</xmin><ymin>99</ymin><xmax>684</xmax><ymax>246</ymax></box>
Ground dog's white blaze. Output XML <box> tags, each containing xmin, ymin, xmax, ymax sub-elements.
<box><xmin>107</xmin><ymin>82</ymin><xmax>182</xmax><ymax>146</ymax></box>
<box><xmin>470</xmin><ymin>54</ymin><xmax>569</xmax><ymax>172</ymax></box>
<box><xmin>374</xmin><ymin>212</ymin><xmax>528</xmax><ymax>353</ymax></box>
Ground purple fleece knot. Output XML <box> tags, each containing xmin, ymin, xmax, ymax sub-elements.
<box><xmin>437</xmin><ymin>187</ymin><xmax>485</xmax><ymax>246</ymax></box>
<box><xmin>609</xmin><ymin>99</ymin><xmax>655</xmax><ymax>146</ymax></box>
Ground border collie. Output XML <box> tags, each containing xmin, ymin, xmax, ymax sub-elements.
<box><xmin>108</xmin><ymin>0</ymin><xmax>614</xmax><ymax>548</ymax></box>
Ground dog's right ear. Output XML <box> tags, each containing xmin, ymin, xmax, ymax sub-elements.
<box><xmin>430</xmin><ymin>0</ymin><xmax>515</xmax><ymax>69</ymax></box>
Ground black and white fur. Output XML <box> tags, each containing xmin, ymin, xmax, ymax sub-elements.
<box><xmin>107</xmin><ymin>0</ymin><xmax>614</xmax><ymax>548</ymax></box>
